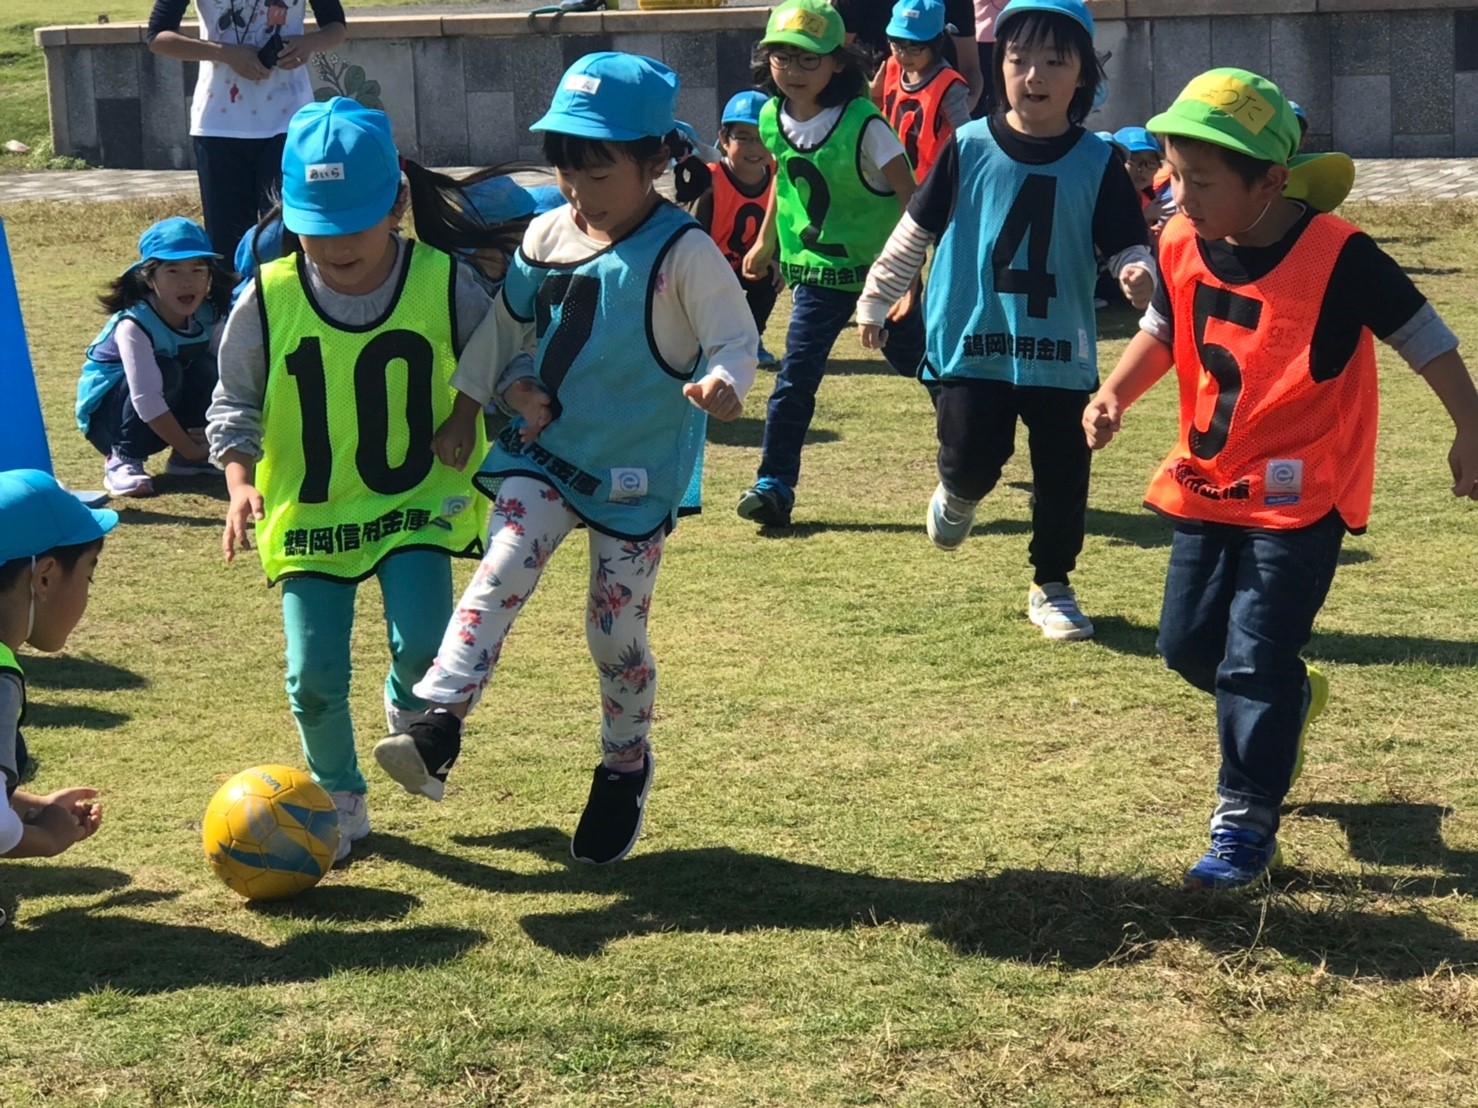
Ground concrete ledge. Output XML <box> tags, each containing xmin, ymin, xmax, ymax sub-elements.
<box><xmin>1126</xmin><ymin>0</ymin><xmax>1314</xmax><ymax>15</ymax></box>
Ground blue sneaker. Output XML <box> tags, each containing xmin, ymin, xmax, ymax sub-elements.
<box><xmin>1184</xmin><ymin>828</ymin><xmax>1281</xmax><ymax>890</ymax></box>
<box><xmin>757</xmin><ymin>344</ymin><xmax>779</xmax><ymax>369</ymax></box>
<box><xmin>926</xmin><ymin>482</ymin><xmax>977</xmax><ymax>550</ymax></box>
<box><xmin>1288</xmin><ymin>664</ymin><xmax>1328</xmax><ymax>788</ymax></box>
<box><xmin>737</xmin><ymin>477</ymin><xmax>793</xmax><ymax>527</ymax></box>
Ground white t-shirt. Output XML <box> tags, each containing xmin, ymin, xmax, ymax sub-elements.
<box><xmin>778</xmin><ymin>103</ymin><xmax>907</xmax><ymax>193</ymax></box>
<box><xmin>189</xmin><ymin>0</ymin><xmax>316</xmax><ymax>140</ymax></box>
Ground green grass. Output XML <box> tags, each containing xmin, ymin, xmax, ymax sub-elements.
<box><xmin>1</xmin><ymin>191</ymin><xmax>1478</xmax><ymax>1106</ymax></box>
<box><xmin>0</xmin><ymin>0</ymin><xmax>516</xmax><ymax>172</ymax></box>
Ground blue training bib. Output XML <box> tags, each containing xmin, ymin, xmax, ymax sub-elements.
<box><xmin>924</xmin><ymin>122</ymin><xmax>1110</xmax><ymax>390</ymax></box>
<box><xmin>75</xmin><ymin>301</ymin><xmax>216</xmax><ymax>430</ymax></box>
<box><xmin>475</xmin><ymin>202</ymin><xmax>709</xmax><ymax>540</ymax></box>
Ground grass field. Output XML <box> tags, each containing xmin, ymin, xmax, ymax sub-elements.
<box><xmin>1</xmin><ymin>190</ymin><xmax>1477</xmax><ymax>1106</ymax></box>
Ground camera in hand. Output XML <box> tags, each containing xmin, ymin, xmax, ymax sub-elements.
<box><xmin>257</xmin><ymin>31</ymin><xmax>284</xmax><ymax>69</ymax></box>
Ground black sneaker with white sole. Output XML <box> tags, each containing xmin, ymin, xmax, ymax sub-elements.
<box><xmin>373</xmin><ymin>709</ymin><xmax>462</xmax><ymax>801</ymax></box>
<box><xmin>570</xmin><ymin>753</ymin><xmax>654</xmax><ymax>865</ymax></box>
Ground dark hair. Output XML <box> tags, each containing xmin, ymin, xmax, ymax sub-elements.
<box><xmin>992</xmin><ymin>10</ymin><xmax>1103</xmax><ymax>127</ymax></box>
<box><xmin>0</xmin><ymin>539</ymin><xmax>105</xmax><ymax>594</ymax></box>
<box><xmin>750</xmin><ymin>43</ymin><xmax>871</xmax><ymax>109</ymax></box>
<box><xmin>1160</xmin><ymin>134</ymin><xmax>1278</xmax><ymax>188</ymax></box>
<box><xmin>98</xmin><ymin>256</ymin><xmax>233</xmax><ymax>318</ymax></box>
<box><xmin>1296</xmin><ymin>114</ymin><xmax>1310</xmax><ymax>138</ymax></box>
<box><xmin>401</xmin><ymin>160</ymin><xmax>536</xmax><ymax>270</ymax></box>
<box><xmin>888</xmin><ymin>32</ymin><xmax>959</xmax><ymax>69</ymax></box>
<box><xmin>540</xmin><ymin>129</ymin><xmax>691</xmax><ymax>173</ymax></box>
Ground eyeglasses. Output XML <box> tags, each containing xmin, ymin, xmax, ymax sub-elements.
<box><xmin>768</xmin><ymin>50</ymin><xmax>824</xmax><ymax>71</ymax></box>
<box><xmin>888</xmin><ymin>39</ymin><xmax>928</xmax><ymax>56</ymax></box>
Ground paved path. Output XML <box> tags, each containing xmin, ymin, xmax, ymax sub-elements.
<box><xmin>1</xmin><ymin>159</ymin><xmax>1476</xmax><ymax>207</ymax></box>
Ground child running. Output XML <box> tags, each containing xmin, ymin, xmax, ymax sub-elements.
<box><xmin>1083</xmin><ymin>69</ymin><xmax>1478</xmax><ymax>888</ymax></box>
<box><xmin>876</xmin><ymin>0</ymin><xmax>970</xmax><ymax>182</ymax></box>
<box><xmin>857</xmin><ymin>0</ymin><xmax>1154</xmax><ymax>640</ymax></box>
<box><xmin>738</xmin><ymin>0</ymin><xmax>925</xmax><ymax>529</ymax></box>
<box><xmin>0</xmin><ymin>470</ymin><xmax>113</xmax><ymax>865</ymax></box>
<box><xmin>372</xmin><ymin>53</ymin><xmax>757</xmax><ymax>866</ymax></box>
<box><xmin>77</xmin><ymin>218</ymin><xmax>232</xmax><ymax>498</ymax></box>
<box><xmin>209</xmin><ymin>98</ymin><xmax>494</xmax><ymax>861</ymax></box>
<box><xmin>688</xmin><ymin>90</ymin><xmax>783</xmax><ymax>368</ymax></box>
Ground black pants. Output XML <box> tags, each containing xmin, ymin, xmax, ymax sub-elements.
<box><xmin>936</xmin><ymin>378</ymin><xmax>1091</xmax><ymax>586</ymax></box>
<box><xmin>194</xmin><ymin>133</ymin><xmax>288</xmax><ymax>260</ymax></box>
<box><xmin>971</xmin><ymin>42</ymin><xmax>999</xmax><ymax>120</ymax></box>
<box><xmin>84</xmin><ymin>354</ymin><xmax>219</xmax><ymax>460</ymax></box>
<box><xmin>739</xmin><ymin>270</ymin><xmax>779</xmax><ymax>338</ymax></box>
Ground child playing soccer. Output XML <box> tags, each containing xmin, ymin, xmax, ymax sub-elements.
<box><xmin>1083</xmin><ymin>68</ymin><xmax>1478</xmax><ymax>888</ymax></box>
<box><xmin>0</xmin><ymin>470</ymin><xmax>114</xmax><ymax>862</ymax></box>
<box><xmin>77</xmin><ymin>218</ymin><xmax>233</xmax><ymax>498</ymax></box>
<box><xmin>209</xmin><ymin>98</ymin><xmax>494</xmax><ymax>861</ymax></box>
<box><xmin>737</xmin><ymin>0</ymin><xmax>925</xmax><ymax>528</ymax></box>
<box><xmin>688</xmin><ymin>90</ymin><xmax>783</xmax><ymax>368</ymax></box>
<box><xmin>876</xmin><ymin>0</ymin><xmax>970</xmax><ymax>182</ymax></box>
<box><xmin>372</xmin><ymin>53</ymin><xmax>757</xmax><ymax>866</ymax></box>
<box><xmin>857</xmin><ymin>0</ymin><xmax>1154</xmax><ymax>640</ymax></box>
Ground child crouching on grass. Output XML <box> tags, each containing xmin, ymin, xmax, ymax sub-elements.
<box><xmin>373</xmin><ymin>53</ymin><xmax>757</xmax><ymax>866</ymax></box>
<box><xmin>1084</xmin><ymin>69</ymin><xmax>1478</xmax><ymax>889</ymax></box>
<box><xmin>0</xmin><ymin>471</ymin><xmax>114</xmax><ymax>866</ymax></box>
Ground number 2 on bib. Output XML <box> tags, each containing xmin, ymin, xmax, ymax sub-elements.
<box><xmin>992</xmin><ymin>174</ymin><xmax>1058</xmax><ymax>320</ymax></box>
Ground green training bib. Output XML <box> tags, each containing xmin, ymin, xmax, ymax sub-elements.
<box><xmin>760</xmin><ymin>96</ymin><xmax>903</xmax><ymax>291</ymax></box>
<box><xmin>255</xmin><ymin>242</ymin><xmax>486</xmax><ymax>583</ymax></box>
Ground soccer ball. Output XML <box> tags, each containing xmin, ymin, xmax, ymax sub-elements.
<box><xmin>202</xmin><ymin>764</ymin><xmax>340</xmax><ymax>901</ymax></box>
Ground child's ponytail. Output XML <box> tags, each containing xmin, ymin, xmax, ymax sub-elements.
<box><xmin>400</xmin><ymin>159</ymin><xmax>537</xmax><ymax>264</ymax></box>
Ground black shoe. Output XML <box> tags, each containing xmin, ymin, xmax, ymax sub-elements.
<box><xmin>373</xmin><ymin>710</ymin><xmax>462</xmax><ymax>801</ymax></box>
<box><xmin>736</xmin><ymin>480</ymin><xmax>793</xmax><ymax>528</ymax></box>
<box><xmin>571</xmin><ymin>753</ymin><xmax>654</xmax><ymax>865</ymax></box>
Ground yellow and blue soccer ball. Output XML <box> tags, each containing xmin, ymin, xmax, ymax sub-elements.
<box><xmin>202</xmin><ymin>765</ymin><xmax>340</xmax><ymax>901</ymax></box>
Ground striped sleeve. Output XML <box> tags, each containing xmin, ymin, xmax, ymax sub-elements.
<box><xmin>856</xmin><ymin>213</ymin><xmax>936</xmax><ymax>328</ymax></box>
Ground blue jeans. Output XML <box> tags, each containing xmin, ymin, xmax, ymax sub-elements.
<box><xmin>758</xmin><ymin>283</ymin><xmax>925</xmax><ymax>491</ymax></box>
<box><xmin>1156</xmin><ymin>512</ymin><xmax>1344</xmax><ymax>836</ymax></box>
<box><xmin>84</xmin><ymin>353</ymin><xmax>218</xmax><ymax>461</ymax></box>
<box><xmin>280</xmin><ymin>549</ymin><xmax>453</xmax><ymax>795</ymax></box>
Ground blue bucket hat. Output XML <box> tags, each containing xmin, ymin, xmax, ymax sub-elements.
<box><xmin>463</xmin><ymin>175</ymin><xmax>540</xmax><ymax>225</ymax></box>
<box><xmin>887</xmin><ymin>0</ymin><xmax>947</xmax><ymax>42</ymax></box>
<box><xmin>1113</xmin><ymin>126</ymin><xmax>1162</xmax><ymax>155</ymax></box>
<box><xmin>281</xmin><ymin>97</ymin><xmax>402</xmax><ymax>237</ymax></box>
<box><xmin>527</xmin><ymin>185</ymin><xmax>566</xmax><ymax>215</ymax></box>
<box><xmin>127</xmin><ymin>217</ymin><xmax>219</xmax><ymax>273</ymax></box>
<box><xmin>721</xmin><ymin>90</ymin><xmax>770</xmax><ymax>128</ymax></box>
<box><xmin>0</xmin><ymin>470</ymin><xmax>117</xmax><ymax>564</ymax></box>
<box><xmin>997</xmin><ymin>0</ymin><xmax>1094</xmax><ymax>38</ymax></box>
<box><xmin>531</xmin><ymin>53</ymin><xmax>679</xmax><ymax>142</ymax></box>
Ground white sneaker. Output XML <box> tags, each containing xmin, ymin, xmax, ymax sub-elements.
<box><xmin>103</xmin><ymin>451</ymin><xmax>154</xmax><ymax>497</ymax></box>
<box><xmin>384</xmin><ymin>692</ymin><xmax>427</xmax><ymax>736</ymax></box>
<box><xmin>1028</xmin><ymin>583</ymin><xmax>1095</xmax><ymax>641</ymax></box>
<box><xmin>926</xmin><ymin>482</ymin><xmax>977</xmax><ymax>550</ymax></box>
<box><xmin>330</xmin><ymin>791</ymin><xmax>370</xmax><ymax>862</ymax></box>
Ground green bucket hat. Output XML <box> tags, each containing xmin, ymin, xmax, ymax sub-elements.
<box><xmin>762</xmin><ymin>0</ymin><xmax>845</xmax><ymax>55</ymax></box>
<box><xmin>1147</xmin><ymin>68</ymin><xmax>1301</xmax><ymax>166</ymax></box>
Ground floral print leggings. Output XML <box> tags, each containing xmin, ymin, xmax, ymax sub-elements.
<box><xmin>413</xmin><ymin>476</ymin><xmax>665</xmax><ymax>764</ymax></box>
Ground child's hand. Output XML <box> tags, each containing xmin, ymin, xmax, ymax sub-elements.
<box><xmin>683</xmin><ymin>376</ymin><xmax>742</xmax><ymax>421</ymax></box>
<box><xmin>223</xmin><ymin>483</ymin><xmax>264</xmax><ymax>563</ymax></box>
<box><xmin>1083</xmin><ymin>393</ymin><xmax>1122</xmax><ymax>450</ymax></box>
<box><xmin>504</xmin><ymin>379</ymin><xmax>555</xmax><ymax>444</ymax></box>
<box><xmin>1144</xmin><ymin>199</ymin><xmax>1171</xmax><ymax>227</ymax></box>
<box><xmin>432</xmin><ymin>413</ymin><xmax>480</xmax><ymax>472</ymax></box>
<box><xmin>1450</xmin><ymin>427</ymin><xmax>1478</xmax><ymax>499</ymax></box>
<box><xmin>743</xmin><ymin>242</ymin><xmax>773</xmax><ymax>283</ymax></box>
<box><xmin>858</xmin><ymin>323</ymin><xmax>887</xmax><ymax>351</ymax></box>
<box><xmin>887</xmin><ymin>284</ymin><xmax>917</xmax><ymax>323</ymax></box>
<box><xmin>1119</xmin><ymin>264</ymin><xmax>1154</xmax><ymax>310</ymax></box>
<box><xmin>25</xmin><ymin>803</ymin><xmax>90</xmax><ymax>854</ymax></box>
<box><xmin>39</xmin><ymin>788</ymin><xmax>102</xmax><ymax>839</ymax></box>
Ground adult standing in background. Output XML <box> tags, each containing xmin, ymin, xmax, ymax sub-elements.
<box><xmin>832</xmin><ymin>0</ymin><xmax>984</xmax><ymax>112</ymax></box>
<box><xmin>971</xmin><ymin>0</ymin><xmax>1007</xmax><ymax>118</ymax></box>
<box><xmin>147</xmin><ymin>0</ymin><xmax>348</xmax><ymax>258</ymax></box>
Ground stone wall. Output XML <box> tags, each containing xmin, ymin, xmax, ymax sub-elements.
<box><xmin>36</xmin><ymin>1</ymin><xmax>1478</xmax><ymax>168</ymax></box>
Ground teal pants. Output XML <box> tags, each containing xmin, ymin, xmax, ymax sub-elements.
<box><xmin>280</xmin><ymin>549</ymin><xmax>453</xmax><ymax>795</ymax></box>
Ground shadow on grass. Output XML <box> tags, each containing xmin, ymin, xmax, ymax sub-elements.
<box><xmin>110</xmin><ymin>507</ymin><xmax>224</xmax><ymax>528</ymax></box>
<box><xmin>705</xmin><ymin>416</ymin><xmax>838</xmax><ymax>449</ymax></box>
<box><xmin>24</xmin><ymin>702</ymin><xmax>130</xmax><ymax>730</ymax></box>
<box><xmin>1288</xmin><ymin>801</ymin><xmax>1478</xmax><ymax>892</ymax></box>
<box><xmin>0</xmin><ymin>886</ymin><xmax>482</xmax><ymax>1002</ymax></box>
<box><xmin>1089</xmin><ymin>614</ymin><xmax>1477</xmax><ymax>668</ymax></box>
<box><xmin>405</xmin><ymin>827</ymin><xmax>1475</xmax><ymax>978</ymax></box>
<box><xmin>21</xmin><ymin>652</ymin><xmax>146</xmax><ymax>692</ymax></box>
